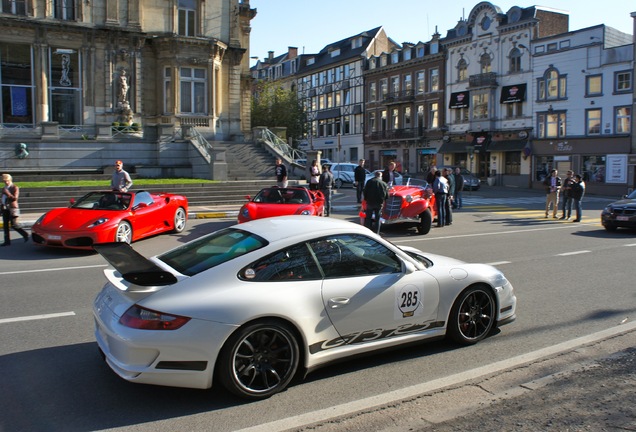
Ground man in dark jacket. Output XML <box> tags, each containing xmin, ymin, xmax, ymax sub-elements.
<box><xmin>353</xmin><ymin>159</ymin><xmax>367</xmax><ymax>203</ymax></box>
<box><xmin>318</xmin><ymin>164</ymin><xmax>335</xmax><ymax>216</ymax></box>
<box><xmin>363</xmin><ymin>171</ymin><xmax>389</xmax><ymax>232</ymax></box>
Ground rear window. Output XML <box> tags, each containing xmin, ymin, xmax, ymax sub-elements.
<box><xmin>158</xmin><ymin>228</ymin><xmax>267</xmax><ymax>276</ymax></box>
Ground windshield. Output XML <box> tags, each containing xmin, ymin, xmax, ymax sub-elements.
<box><xmin>158</xmin><ymin>228</ymin><xmax>268</xmax><ymax>276</ymax></box>
<box><xmin>72</xmin><ymin>192</ymin><xmax>132</xmax><ymax>210</ymax></box>
<box><xmin>403</xmin><ymin>178</ymin><xmax>429</xmax><ymax>188</ymax></box>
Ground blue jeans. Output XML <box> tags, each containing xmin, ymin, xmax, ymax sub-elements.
<box><xmin>435</xmin><ymin>193</ymin><xmax>447</xmax><ymax>227</ymax></box>
<box><xmin>454</xmin><ymin>191</ymin><xmax>463</xmax><ymax>209</ymax></box>
<box><xmin>573</xmin><ymin>199</ymin><xmax>582</xmax><ymax>221</ymax></box>
<box><xmin>561</xmin><ymin>196</ymin><xmax>572</xmax><ymax>218</ymax></box>
<box><xmin>321</xmin><ymin>189</ymin><xmax>332</xmax><ymax>216</ymax></box>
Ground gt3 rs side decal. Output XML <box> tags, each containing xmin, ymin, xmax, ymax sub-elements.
<box><xmin>309</xmin><ymin>320</ymin><xmax>444</xmax><ymax>354</ymax></box>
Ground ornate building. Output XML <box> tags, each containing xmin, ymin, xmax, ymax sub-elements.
<box><xmin>0</xmin><ymin>0</ymin><xmax>255</xmax><ymax>142</ymax></box>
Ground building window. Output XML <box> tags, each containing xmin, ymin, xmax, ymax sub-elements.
<box><xmin>429</xmin><ymin>68</ymin><xmax>439</xmax><ymax>92</ymax></box>
<box><xmin>583</xmin><ymin>155</ymin><xmax>606</xmax><ymax>183</ymax></box>
<box><xmin>454</xmin><ymin>107</ymin><xmax>469</xmax><ymax>123</ymax></box>
<box><xmin>390</xmin><ymin>76</ymin><xmax>399</xmax><ymax>95</ymax></box>
<box><xmin>178</xmin><ymin>0</ymin><xmax>198</xmax><ymax>36</ymax></box>
<box><xmin>538</xmin><ymin>68</ymin><xmax>567</xmax><ymax>101</ymax></box>
<box><xmin>380</xmin><ymin>110</ymin><xmax>387</xmax><ymax>131</ymax></box>
<box><xmin>54</xmin><ymin>0</ymin><xmax>75</xmax><ymax>20</ymax></box>
<box><xmin>49</xmin><ymin>49</ymin><xmax>82</xmax><ymax>126</ymax></box>
<box><xmin>404</xmin><ymin>106</ymin><xmax>411</xmax><ymax>129</ymax></box>
<box><xmin>585</xmin><ymin>75</ymin><xmax>602</xmax><ymax>97</ymax></box>
<box><xmin>615</xmin><ymin>106</ymin><xmax>631</xmax><ymax>134</ymax></box>
<box><xmin>615</xmin><ymin>70</ymin><xmax>632</xmax><ymax>93</ymax></box>
<box><xmin>416</xmin><ymin>71</ymin><xmax>425</xmax><ymax>94</ymax></box>
<box><xmin>417</xmin><ymin>105</ymin><xmax>425</xmax><ymax>132</ymax></box>
<box><xmin>369</xmin><ymin>58</ymin><xmax>376</xmax><ymax>70</ymax></box>
<box><xmin>429</xmin><ymin>102</ymin><xmax>438</xmax><ymax>129</ymax></box>
<box><xmin>380</xmin><ymin>78</ymin><xmax>388</xmax><ymax>99</ymax></box>
<box><xmin>391</xmin><ymin>108</ymin><xmax>399</xmax><ymax>129</ymax></box>
<box><xmin>586</xmin><ymin>108</ymin><xmax>601</xmax><ymax>135</ymax></box>
<box><xmin>403</xmin><ymin>74</ymin><xmax>412</xmax><ymax>93</ymax></box>
<box><xmin>368</xmin><ymin>112</ymin><xmax>376</xmax><ymax>133</ymax></box>
<box><xmin>2</xmin><ymin>0</ymin><xmax>27</xmax><ymax>15</ymax></box>
<box><xmin>403</xmin><ymin>49</ymin><xmax>411</xmax><ymax>61</ymax></box>
<box><xmin>480</xmin><ymin>53</ymin><xmax>491</xmax><ymax>74</ymax></box>
<box><xmin>1</xmin><ymin>43</ymin><xmax>34</xmax><ymax>126</ymax></box>
<box><xmin>457</xmin><ymin>58</ymin><xmax>468</xmax><ymax>81</ymax></box>
<box><xmin>471</xmin><ymin>92</ymin><xmax>488</xmax><ymax>119</ymax></box>
<box><xmin>163</xmin><ymin>68</ymin><xmax>172</xmax><ymax>113</ymax></box>
<box><xmin>391</xmin><ymin>52</ymin><xmax>399</xmax><ymax>64</ymax></box>
<box><xmin>509</xmin><ymin>48</ymin><xmax>521</xmax><ymax>73</ymax></box>
<box><xmin>380</xmin><ymin>55</ymin><xmax>387</xmax><ymax>67</ymax></box>
<box><xmin>537</xmin><ymin>111</ymin><xmax>566</xmax><ymax>138</ymax></box>
<box><xmin>505</xmin><ymin>102</ymin><xmax>523</xmax><ymax>119</ymax></box>
<box><xmin>179</xmin><ymin>67</ymin><xmax>206</xmax><ymax>114</ymax></box>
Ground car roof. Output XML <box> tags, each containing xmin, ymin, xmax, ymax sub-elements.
<box><xmin>235</xmin><ymin>216</ymin><xmax>370</xmax><ymax>243</ymax></box>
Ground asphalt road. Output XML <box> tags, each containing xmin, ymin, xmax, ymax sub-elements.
<box><xmin>1</xmin><ymin>185</ymin><xmax>635</xmax><ymax>432</ymax></box>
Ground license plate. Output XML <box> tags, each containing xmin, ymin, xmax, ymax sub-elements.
<box><xmin>47</xmin><ymin>234</ymin><xmax>62</xmax><ymax>240</ymax></box>
<box><xmin>617</xmin><ymin>216</ymin><xmax>629</xmax><ymax>221</ymax></box>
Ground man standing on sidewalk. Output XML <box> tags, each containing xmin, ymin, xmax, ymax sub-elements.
<box><xmin>354</xmin><ymin>159</ymin><xmax>367</xmax><ymax>204</ymax></box>
<box><xmin>543</xmin><ymin>169</ymin><xmax>561</xmax><ymax>218</ymax></box>
<box><xmin>560</xmin><ymin>170</ymin><xmax>574</xmax><ymax>220</ymax></box>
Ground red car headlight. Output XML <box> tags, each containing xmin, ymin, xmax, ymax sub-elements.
<box><xmin>88</xmin><ymin>218</ymin><xmax>109</xmax><ymax>228</ymax></box>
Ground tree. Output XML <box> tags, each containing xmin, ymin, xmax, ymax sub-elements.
<box><xmin>251</xmin><ymin>81</ymin><xmax>306</xmax><ymax>145</ymax></box>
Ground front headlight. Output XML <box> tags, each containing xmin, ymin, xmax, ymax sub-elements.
<box><xmin>300</xmin><ymin>209</ymin><xmax>312</xmax><ymax>215</ymax></box>
<box><xmin>88</xmin><ymin>218</ymin><xmax>109</xmax><ymax>228</ymax></box>
<box><xmin>240</xmin><ymin>208</ymin><xmax>250</xmax><ymax>219</ymax></box>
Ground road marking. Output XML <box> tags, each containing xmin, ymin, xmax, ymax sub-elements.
<box><xmin>0</xmin><ymin>264</ymin><xmax>107</xmax><ymax>275</ymax></box>
<box><xmin>557</xmin><ymin>250</ymin><xmax>591</xmax><ymax>256</ymax></box>
<box><xmin>487</xmin><ymin>261</ymin><xmax>512</xmax><ymax>266</ymax></box>
<box><xmin>624</xmin><ymin>244</ymin><xmax>636</xmax><ymax>247</ymax></box>
<box><xmin>235</xmin><ymin>320</ymin><xmax>636</xmax><ymax>432</ymax></box>
<box><xmin>0</xmin><ymin>311</ymin><xmax>76</xmax><ymax>324</ymax></box>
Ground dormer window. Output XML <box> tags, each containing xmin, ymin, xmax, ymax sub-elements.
<box><xmin>329</xmin><ymin>48</ymin><xmax>341</xmax><ymax>57</ymax></box>
<box><xmin>351</xmin><ymin>37</ymin><xmax>363</xmax><ymax>49</ymax></box>
<box><xmin>307</xmin><ymin>57</ymin><xmax>315</xmax><ymax>66</ymax></box>
<box><xmin>391</xmin><ymin>52</ymin><xmax>399</xmax><ymax>64</ymax></box>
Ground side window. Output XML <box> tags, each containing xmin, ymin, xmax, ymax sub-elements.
<box><xmin>241</xmin><ymin>243</ymin><xmax>321</xmax><ymax>281</ymax></box>
<box><xmin>309</xmin><ymin>234</ymin><xmax>402</xmax><ymax>279</ymax></box>
<box><xmin>133</xmin><ymin>191</ymin><xmax>154</xmax><ymax>207</ymax></box>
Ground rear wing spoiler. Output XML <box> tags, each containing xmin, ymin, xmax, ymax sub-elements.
<box><xmin>93</xmin><ymin>243</ymin><xmax>177</xmax><ymax>286</ymax></box>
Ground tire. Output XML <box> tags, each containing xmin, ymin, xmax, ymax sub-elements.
<box><xmin>217</xmin><ymin>320</ymin><xmax>300</xmax><ymax>400</ymax></box>
<box><xmin>447</xmin><ymin>286</ymin><xmax>495</xmax><ymax>345</ymax></box>
<box><xmin>334</xmin><ymin>178</ymin><xmax>343</xmax><ymax>189</ymax></box>
<box><xmin>115</xmin><ymin>221</ymin><xmax>132</xmax><ymax>244</ymax></box>
<box><xmin>172</xmin><ymin>207</ymin><xmax>187</xmax><ymax>233</ymax></box>
<box><xmin>417</xmin><ymin>210</ymin><xmax>433</xmax><ymax>235</ymax></box>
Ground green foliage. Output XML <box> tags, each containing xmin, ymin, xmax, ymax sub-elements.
<box><xmin>251</xmin><ymin>81</ymin><xmax>306</xmax><ymax>145</ymax></box>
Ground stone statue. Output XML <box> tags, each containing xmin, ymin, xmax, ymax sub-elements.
<box><xmin>118</xmin><ymin>69</ymin><xmax>129</xmax><ymax>103</ymax></box>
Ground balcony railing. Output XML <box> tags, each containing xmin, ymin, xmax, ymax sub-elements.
<box><xmin>367</xmin><ymin>127</ymin><xmax>420</xmax><ymax>141</ymax></box>
<box><xmin>469</xmin><ymin>72</ymin><xmax>498</xmax><ymax>88</ymax></box>
<box><xmin>381</xmin><ymin>90</ymin><xmax>415</xmax><ymax>104</ymax></box>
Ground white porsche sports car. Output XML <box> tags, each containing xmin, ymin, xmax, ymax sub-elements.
<box><xmin>92</xmin><ymin>216</ymin><xmax>516</xmax><ymax>400</ymax></box>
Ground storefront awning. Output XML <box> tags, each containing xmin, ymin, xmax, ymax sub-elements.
<box><xmin>449</xmin><ymin>91</ymin><xmax>470</xmax><ymax>109</ymax></box>
<box><xmin>380</xmin><ymin>149</ymin><xmax>397</xmax><ymax>156</ymax></box>
<box><xmin>488</xmin><ymin>140</ymin><xmax>529</xmax><ymax>152</ymax></box>
<box><xmin>500</xmin><ymin>84</ymin><xmax>526</xmax><ymax>104</ymax></box>
<box><xmin>418</xmin><ymin>148</ymin><xmax>437</xmax><ymax>154</ymax></box>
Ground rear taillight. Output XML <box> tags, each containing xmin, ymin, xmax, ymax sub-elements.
<box><xmin>120</xmin><ymin>305</ymin><xmax>190</xmax><ymax>330</ymax></box>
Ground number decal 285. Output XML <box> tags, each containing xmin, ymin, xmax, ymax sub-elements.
<box><xmin>396</xmin><ymin>285</ymin><xmax>421</xmax><ymax>318</ymax></box>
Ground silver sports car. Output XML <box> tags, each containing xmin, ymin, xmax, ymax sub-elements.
<box><xmin>92</xmin><ymin>216</ymin><xmax>516</xmax><ymax>400</ymax></box>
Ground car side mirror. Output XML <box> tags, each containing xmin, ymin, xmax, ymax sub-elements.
<box><xmin>133</xmin><ymin>202</ymin><xmax>148</xmax><ymax>210</ymax></box>
<box><xmin>403</xmin><ymin>260</ymin><xmax>417</xmax><ymax>274</ymax></box>
<box><xmin>69</xmin><ymin>198</ymin><xmax>76</xmax><ymax>206</ymax></box>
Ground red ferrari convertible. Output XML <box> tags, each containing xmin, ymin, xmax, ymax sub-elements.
<box><xmin>238</xmin><ymin>186</ymin><xmax>325</xmax><ymax>223</ymax></box>
<box><xmin>31</xmin><ymin>190</ymin><xmax>188</xmax><ymax>250</ymax></box>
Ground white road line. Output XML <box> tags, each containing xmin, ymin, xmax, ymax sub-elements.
<box><xmin>235</xmin><ymin>320</ymin><xmax>636</xmax><ymax>432</ymax></box>
<box><xmin>0</xmin><ymin>311</ymin><xmax>76</xmax><ymax>324</ymax></box>
<box><xmin>487</xmin><ymin>261</ymin><xmax>512</xmax><ymax>266</ymax></box>
<box><xmin>0</xmin><ymin>264</ymin><xmax>107</xmax><ymax>275</ymax></box>
<box><xmin>624</xmin><ymin>244</ymin><xmax>636</xmax><ymax>247</ymax></box>
<box><xmin>557</xmin><ymin>250</ymin><xmax>591</xmax><ymax>256</ymax></box>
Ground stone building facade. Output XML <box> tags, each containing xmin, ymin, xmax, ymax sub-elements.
<box><xmin>0</xmin><ymin>0</ymin><xmax>255</xmax><ymax>142</ymax></box>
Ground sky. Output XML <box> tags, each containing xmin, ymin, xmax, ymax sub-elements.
<box><xmin>248</xmin><ymin>0</ymin><xmax>634</xmax><ymax>65</ymax></box>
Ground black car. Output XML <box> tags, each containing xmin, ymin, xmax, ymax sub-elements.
<box><xmin>601</xmin><ymin>189</ymin><xmax>636</xmax><ymax>231</ymax></box>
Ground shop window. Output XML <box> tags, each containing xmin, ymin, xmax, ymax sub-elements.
<box><xmin>535</xmin><ymin>156</ymin><xmax>554</xmax><ymax>181</ymax></box>
<box><xmin>504</xmin><ymin>152</ymin><xmax>520</xmax><ymax>175</ymax></box>
<box><xmin>583</xmin><ymin>155</ymin><xmax>606</xmax><ymax>183</ymax></box>
<box><xmin>1</xmin><ymin>43</ymin><xmax>34</xmax><ymax>126</ymax></box>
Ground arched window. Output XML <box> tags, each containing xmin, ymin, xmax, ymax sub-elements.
<box><xmin>509</xmin><ymin>48</ymin><xmax>521</xmax><ymax>73</ymax></box>
<box><xmin>457</xmin><ymin>58</ymin><xmax>468</xmax><ymax>81</ymax></box>
<box><xmin>538</xmin><ymin>68</ymin><xmax>567</xmax><ymax>101</ymax></box>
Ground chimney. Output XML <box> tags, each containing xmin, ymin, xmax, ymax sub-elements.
<box><xmin>287</xmin><ymin>46</ymin><xmax>298</xmax><ymax>59</ymax></box>
<box><xmin>268</xmin><ymin>51</ymin><xmax>274</xmax><ymax>61</ymax></box>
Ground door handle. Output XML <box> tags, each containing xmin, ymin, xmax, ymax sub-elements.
<box><xmin>328</xmin><ymin>297</ymin><xmax>350</xmax><ymax>309</ymax></box>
